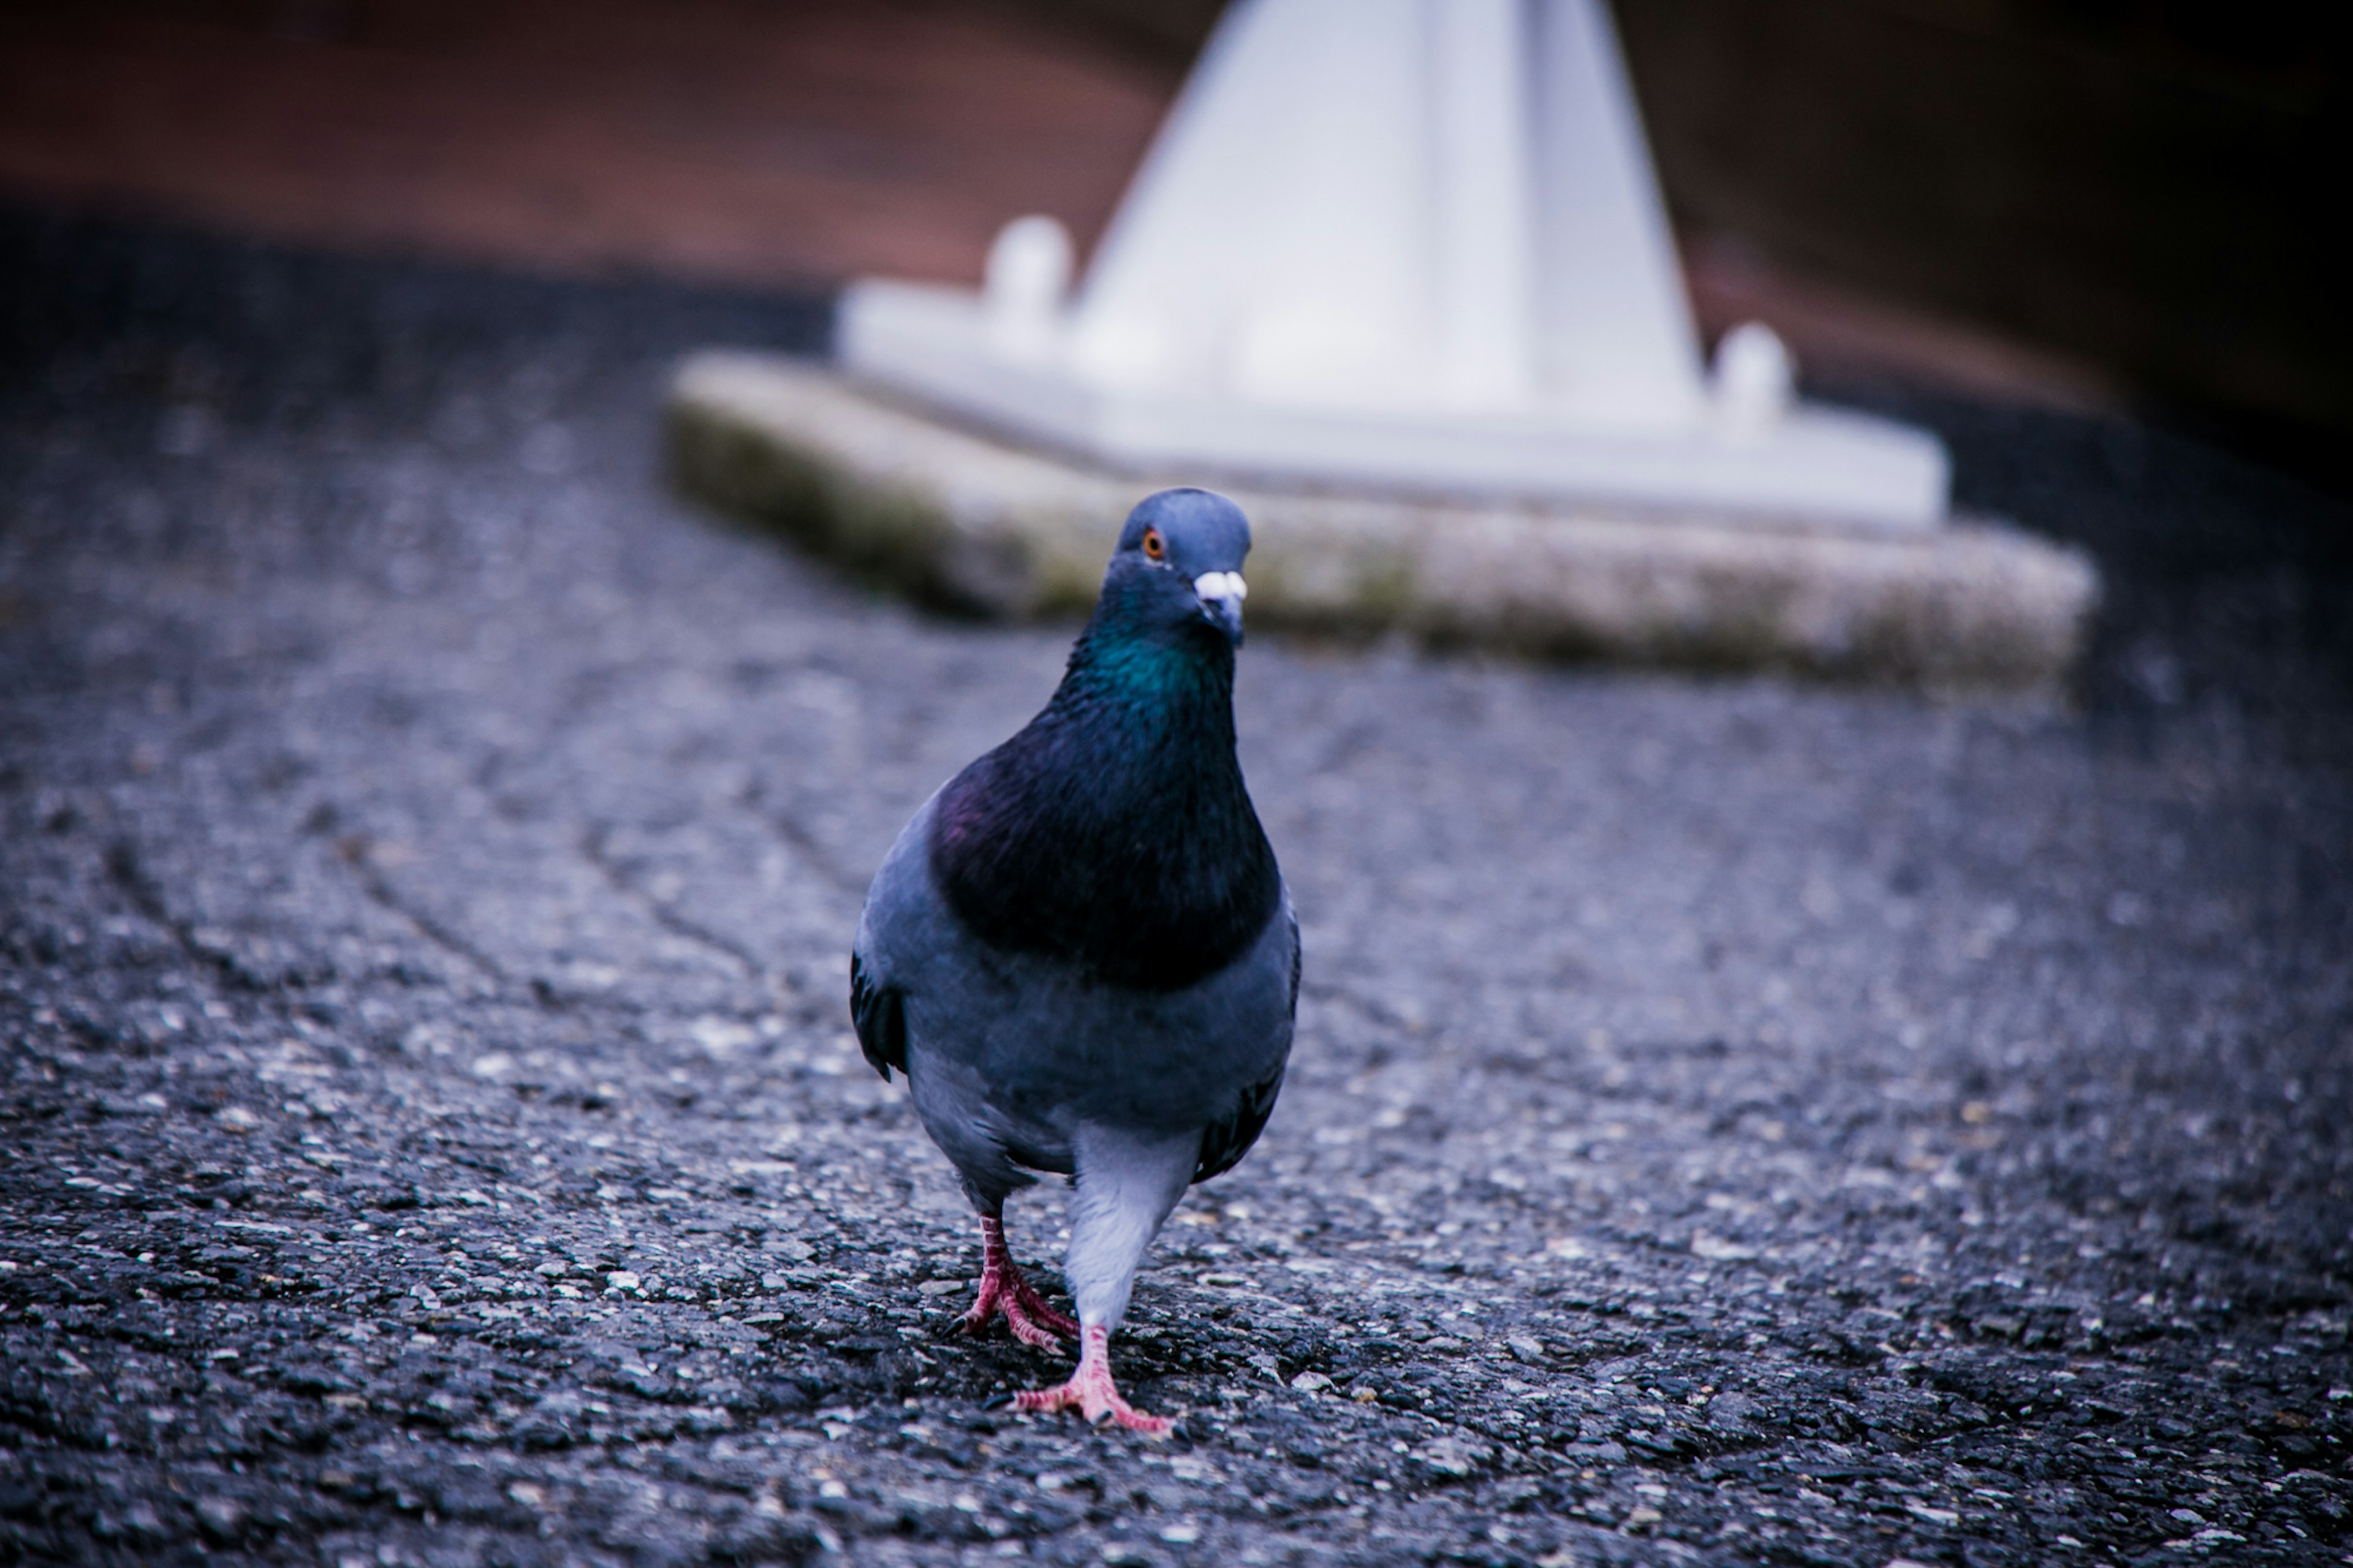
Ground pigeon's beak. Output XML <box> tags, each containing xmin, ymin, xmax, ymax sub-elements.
<box><xmin>1194</xmin><ymin>570</ymin><xmax>1247</xmax><ymax>646</ymax></box>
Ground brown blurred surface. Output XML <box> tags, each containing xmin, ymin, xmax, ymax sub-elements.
<box><xmin>0</xmin><ymin>0</ymin><xmax>1177</xmax><ymax>290</ymax></box>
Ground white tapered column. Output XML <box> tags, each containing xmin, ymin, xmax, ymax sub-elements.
<box><xmin>1531</xmin><ymin>0</ymin><xmax>1705</xmax><ymax>425</ymax></box>
<box><xmin>1428</xmin><ymin>0</ymin><xmax>1539</xmax><ymax>409</ymax></box>
<box><xmin>1069</xmin><ymin>0</ymin><xmax>1431</xmax><ymax>406</ymax></box>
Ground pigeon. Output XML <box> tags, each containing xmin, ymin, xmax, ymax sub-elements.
<box><xmin>850</xmin><ymin>487</ymin><xmax>1297</xmax><ymax>1433</ymax></box>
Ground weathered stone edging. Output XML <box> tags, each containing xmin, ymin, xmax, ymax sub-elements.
<box><xmin>667</xmin><ymin>352</ymin><xmax>2100</xmax><ymax>693</ymax></box>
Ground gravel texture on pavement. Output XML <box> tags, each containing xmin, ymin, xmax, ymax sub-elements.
<box><xmin>2</xmin><ymin>208</ymin><xmax>2350</xmax><ymax>1566</ymax></box>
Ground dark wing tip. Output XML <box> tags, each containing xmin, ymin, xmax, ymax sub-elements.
<box><xmin>849</xmin><ymin>949</ymin><xmax>906</xmax><ymax>1082</ymax></box>
<box><xmin>1193</xmin><ymin>1063</ymin><xmax>1285</xmax><ymax>1184</ymax></box>
<box><xmin>1195</xmin><ymin>914</ymin><xmax>1299</xmax><ymax>1183</ymax></box>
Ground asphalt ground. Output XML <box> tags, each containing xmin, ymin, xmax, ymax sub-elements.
<box><xmin>2</xmin><ymin>207</ymin><xmax>2350</xmax><ymax>1566</ymax></box>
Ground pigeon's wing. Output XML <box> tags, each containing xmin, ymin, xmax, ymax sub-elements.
<box><xmin>1192</xmin><ymin>906</ymin><xmax>1300</xmax><ymax>1182</ymax></box>
<box><xmin>849</xmin><ymin>946</ymin><xmax>904</xmax><ymax>1082</ymax></box>
<box><xmin>1193</xmin><ymin>1060</ymin><xmax>1284</xmax><ymax>1181</ymax></box>
<box><xmin>852</xmin><ymin>799</ymin><xmax>941</xmax><ymax>1084</ymax></box>
<box><xmin>1287</xmin><ymin>907</ymin><xmax>1302</xmax><ymax>1012</ymax></box>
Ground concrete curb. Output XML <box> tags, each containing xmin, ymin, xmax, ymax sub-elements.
<box><xmin>666</xmin><ymin>352</ymin><xmax>2101</xmax><ymax>694</ymax></box>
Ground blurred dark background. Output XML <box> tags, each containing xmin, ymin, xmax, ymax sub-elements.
<box><xmin>1621</xmin><ymin>0</ymin><xmax>2349</xmax><ymax>488</ymax></box>
<box><xmin>0</xmin><ymin>0</ymin><xmax>2344</xmax><ymax>488</ymax></box>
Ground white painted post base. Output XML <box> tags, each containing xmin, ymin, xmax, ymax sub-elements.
<box><xmin>839</xmin><ymin>0</ymin><xmax>1950</xmax><ymax>532</ymax></box>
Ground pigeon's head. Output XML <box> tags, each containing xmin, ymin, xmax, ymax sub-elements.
<box><xmin>1104</xmin><ymin>488</ymin><xmax>1253</xmax><ymax>648</ymax></box>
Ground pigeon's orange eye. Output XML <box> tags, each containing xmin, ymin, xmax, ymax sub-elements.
<box><xmin>1141</xmin><ymin>528</ymin><xmax>1165</xmax><ymax>561</ymax></box>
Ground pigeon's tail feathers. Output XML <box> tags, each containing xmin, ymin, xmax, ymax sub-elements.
<box><xmin>850</xmin><ymin>948</ymin><xmax>906</xmax><ymax>1082</ymax></box>
<box><xmin>1194</xmin><ymin>1062</ymin><xmax>1284</xmax><ymax>1183</ymax></box>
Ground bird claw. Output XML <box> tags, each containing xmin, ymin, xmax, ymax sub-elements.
<box><xmin>960</xmin><ymin>1285</ymin><xmax>1075</xmax><ymax>1350</ymax></box>
<box><xmin>1012</xmin><ymin>1276</ymin><xmax>1078</xmax><ymax>1336</ymax></box>
<box><xmin>1012</xmin><ymin>1373</ymin><xmax>1172</xmax><ymax>1435</ymax></box>
<box><xmin>956</xmin><ymin>1220</ymin><xmax>1077</xmax><ymax>1347</ymax></box>
<box><xmin>1008</xmin><ymin>1324</ymin><xmax>1172</xmax><ymax>1434</ymax></box>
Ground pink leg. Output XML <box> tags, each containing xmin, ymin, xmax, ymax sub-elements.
<box><xmin>1012</xmin><ymin>1325</ymin><xmax>1171</xmax><ymax>1434</ymax></box>
<box><xmin>957</xmin><ymin>1213</ymin><xmax>1078</xmax><ymax>1350</ymax></box>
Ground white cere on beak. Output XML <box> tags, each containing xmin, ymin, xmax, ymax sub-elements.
<box><xmin>1193</xmin><ymin>570</ymin><xmax>1248</xmax><ymax>604</ymax></box>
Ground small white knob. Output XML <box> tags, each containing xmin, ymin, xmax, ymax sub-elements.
<box><xmin>1712</xmin><ymin>321</ymin><xmax>1795</xmax><ymax>437</ymax></box>
<box><xmin>985</xmin><ymin>215</ymin><xmax>1073</xmax><ymax>358</ymax></box>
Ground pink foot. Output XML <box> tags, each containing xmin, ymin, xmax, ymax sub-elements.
<box><xmin>1011</xmin><ymin>1325</ymin><xmax>1172</xmax><ymax>1435</ymax></box>
<box><xmin>957</xmin><ymin>1214</ymin><xmax>1077</xmax><ymax>1350</ymax></box>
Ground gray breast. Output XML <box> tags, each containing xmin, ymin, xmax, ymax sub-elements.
<box><xmin>857</xmin><ymin>792</ymin><xmax>1297</xmax><ymax>1176</ymax></box>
